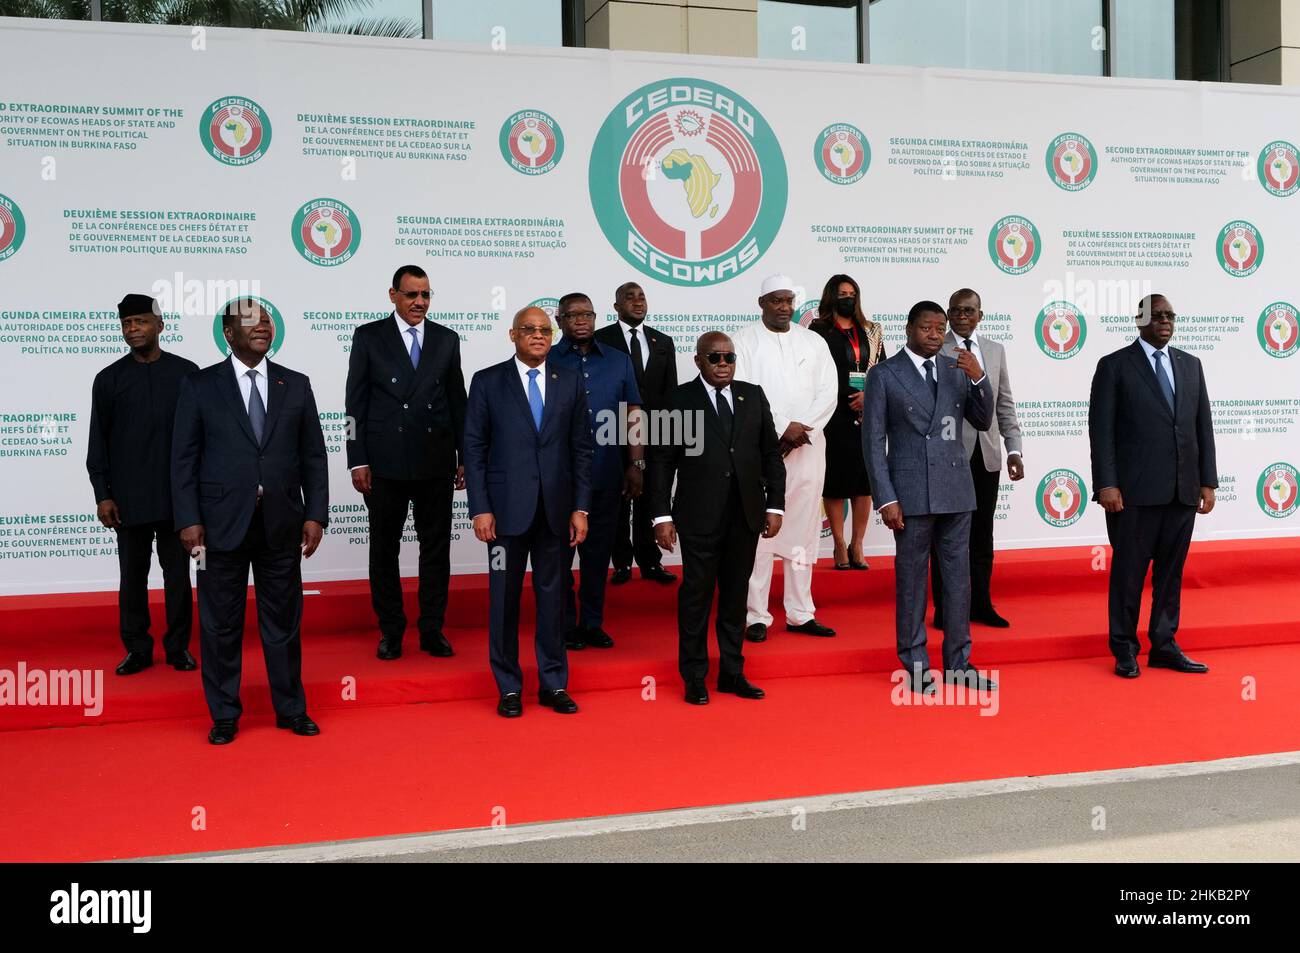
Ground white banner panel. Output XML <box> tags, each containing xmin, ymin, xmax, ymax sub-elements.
<box><xmin>0</xmin><ymin>19</ymin><xmax>1296</xmax><ymax>594</ymax></box>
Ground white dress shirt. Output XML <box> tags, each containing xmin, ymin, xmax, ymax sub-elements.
<box><xmin>231</xmin><ymin>354</ymin><xmax>268</xmax><ymax>496</ymax></box>
<box><xmin>619</xmin><ymin>319</ymin><xmax>647</xmax><ymax>373</ymax></box>
<box><xmin>396</xmin><ymin>313</ymin><xmax>424</xmax><ymax>358</ymax></box>
<box><xmin>515</xmin><ymin>356</ymin><xmax>546</xmax><ymax>401</ymax></box>
<box><xmin>1137</xmin><ymin>336</ymin><xmax>1175</xmax><ymax>393</ymax></box>
<box><xmin>652</xmin><ymin>376</ymin><xmax>783</xmax><ymax>525</ymax></box>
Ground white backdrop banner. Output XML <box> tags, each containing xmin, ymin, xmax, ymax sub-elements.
<box><xmin>0</xmin><ymin>19</ymin><xmax>1297</xmax><ymax>594</ymax></box>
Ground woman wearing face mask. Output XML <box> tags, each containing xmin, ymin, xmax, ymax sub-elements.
<box><xmin>806</xmin><ymin>274</ymin><xmax>884</xmax><ymax>570</ymax></box>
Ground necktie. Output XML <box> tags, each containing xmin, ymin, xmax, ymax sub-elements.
<box><xmin>527</xmin><ymin>368</ymin><xmax>544</xmax><ymax>431</ymax></box>
<box><xmin>1153</xmin><ymin>350</ymin><xmax>1175</xmax><ymax>412</ymax></box>
<box><xmin>715</xmin><ymin>386</ymin><xmax>733</xmax><ymax>440</ymax></box>
<box><xmin>246</xmin><ymin>369</ymin><xmax>265</xmax><ymax>443</ymax></box>
<box><xmin>629</xmin><ymin>326</ymin><xmax>645</xmax><ymax>387</ymax></box>
<box><xmin>962</xmin><ymin>338</ymin><xmax>973</xmax><ymax>351</ymax></box>
<box><xmin>408</xmin><ymin>327</ymin><xmax>421</xmax><ymax>369</ymax></box>
<box><xmin>923</xmin><ymin>359</ymin><xmax>937</xmax><ymax>400</ymax></box>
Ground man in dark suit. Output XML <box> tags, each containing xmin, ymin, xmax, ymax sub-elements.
<box><xmin>862</xmin><ymin>301</ymin><xmax>994</xmax><ymax>694</ymax></box>
<box><xmin>1089</xmin><ymin>293</ymin><xmax>1216</xmax><ymax>679</ymax></box>
<box><xmin>87</xmin><ymin>293</ymin><xmax>198</xmax><ymax>676</ymax></box>
<box><xmin>650</xmin><ymin>332</ymin><xmax>785</xmax><ymax>704</ymax></box>
<box><xmin>594</xmin><ymin>282</ymin><xmax>678</xmax><ymax>586</ymax></box>
<box><xmin>464</xmin><ymin>306</ymin><xmax>593</xmax><ymax>718</ymax></box>
<box><xmin>172</xmin><ymin>298</ymin><xmax>329</xmax><ymax>745</ymax></box>
<box><xmin>345</xmin><ymin>265</ymin><xmax>467</xmax><ymax>660</ymax></box>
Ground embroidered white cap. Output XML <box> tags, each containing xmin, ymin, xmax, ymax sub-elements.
<box><xmin>759</xmin><ymin>274</ymin><xmax>796</xmax><ymax>296</ymax></box>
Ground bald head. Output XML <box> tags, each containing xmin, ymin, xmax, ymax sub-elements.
<box><xmin>696</xmin><ymin>331</ymin><xmax>732</xmax><ymax>355</ymax></box>
<box><xmin>694</xmin><ymin>332</ymin><xmax>735</xmax><ymax>387</ymax></box>
<box><xmin>513</xmin><ymin>305</ymin><xmax>547</xmax><ymax>329</ymax></box>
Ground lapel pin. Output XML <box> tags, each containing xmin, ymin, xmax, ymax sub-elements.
<box><xmin>551</xmin><ymin>373</ymin><xmax>558</xmax><ymax>380</ymax></box>
<box><xmin>737</xmin><ymin>394</ymin><xmax>745</xmax><ymax>401</ymax></box>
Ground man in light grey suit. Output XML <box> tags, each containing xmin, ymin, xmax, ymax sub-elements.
<box><xmin>931</xmin><ymin>288</ymin><xmax>1025</xmax><ymax>629</ymax></box>
<box><xmin>863</xmin><ymin>300</ymin><xmax>994</xmax><ymax>694</ymax></box>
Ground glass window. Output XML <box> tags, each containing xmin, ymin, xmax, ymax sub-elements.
<box><xmin>759</xmin><ymin>0</ymin><xmax>859</xmax><ymax>63</ymax></box>
<box><xmin>1113</xmin><ymin>0</ymin><xmax>1175</xmax><ymax>79</ymax></box>
<box><xmin>95</xmin><ymin>0</ymin><xmax>423</xmax><ymax>36</ymax></box>
<box><xmin>1</xmin><ymin>0</ymin><xmax>90</xmax><ymax>19</ymax></box>
<box><xmin>869</xmin><ymin>0</ymin><xmax>1104</xmax><ymax>77</ymax></box>
<box><xmin>432</xmin><ymin>0</ymin><xmax>563</xmax><ymax>46</ymax></box>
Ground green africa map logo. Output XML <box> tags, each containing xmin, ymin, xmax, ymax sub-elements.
<box><xmin>526</xmin><ymin>297</ymin><xmax>561</xmax><ymax>337</ymax></box>
<box><xmin>0</xmin><ymin>193</ymin><xmax>25</xmax><ymax>263</ymax></box>
<box><xmin>200</xmin><ymin>97</ymin><xmax>271</xmax><ymax>166</ymax></box>
<box><xmin>1035</xmin><ymin>301</ymin><xmax>1087</xmax><ymax>359</ymax></box>
<box><xmin>1216</xmin><ymin>220</ymin><xmax>1262</xmax><ymax>277</ymax></box>
<box><xmin>1036</xmin><ymin>469</ymin><xmax>1087</xmax><ymax>527</ymax></box>
<box><xmin>292</xmin><ymin>198</ymin><xmax>361</xmax><ymax>266</ymax></box>
<box><xmin>1258</xmin><ymin>302</ymin><xmax>1299</xmax><ymax>358</ymax></box>
<box><xmin>1257</xmin><ymin>141</ymin><xmax>1299</xmax><ymax>197</ymax></box>
<box><xmin>814</xmin><ymin>123</ymin><xmax>870</xmax><ymax>185</ymax></box>
<box><xmin>1045</xmin><ymin>132</ymin><xmax>1097</xmax><ymax>191</ymax></box>
<box><xmin>589</xmin><ymin>78</ymin><xmax>788</xmax><ymax>288</ymax></box>
<box><xmin>1257</xmin><ymin>462</ymin><xmax>1298</xmax><ymax>518</ymax></box>
<box><xmin>500</xmin><ymin>110</ymin><xmax>564</xmax><ymax>175</ymax></box>
<box><xmin>988</xmin><ymin>215</ymin><xmax>1041</xmax><ymax>275</ymax></box>
<box><xmin>211</xmin><ymin>296</ymin><xmax>285</xmax><ymax>358</ymax></box>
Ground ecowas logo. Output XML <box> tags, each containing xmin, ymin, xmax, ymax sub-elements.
<box><xmin>796</xmin><ymin>299</ymin><xmax>821</xmax><ymax>327</ymax></box>
<box><xmin>526</xmin><ymin>297</ymin><xmax>561</xmax><ymax>337</ymax></box>
<box><xmin>200</xmin><ymin>96</ymin><xmax>271</xmax><ymax>166</ymax></box>
<box><xmin>0</xmin><ymin>192</ymin><xmax>26</xmax><ymax>263</ymax></box>
<box><xmin>1257</xmin><ymin>140</ymin><xmax>1299</xmax><ymax>197</ymax></box>
<box><xmin>1216</xmin><ymin>220</ymin><xmax>1262</xmax><ymax>277</ymax></box>
<box><xmin>292</xmin><ymin>198</ymin><xmax>360</xmax><ymax>266</ymax></box>
<box><xmin>1257</xmin><ymin>462</ymin><xmax>1298</xmax><ymax>518</ymax></box>
<box><xmin>1035</xmin><ymin>301</ymin><xmax>1087</xmax><ymax>359</ymax></box>
<box><xmin>814</xmin><ymin>123</ymin><xmax>870</xmax><ymax>185</ymax></box>
<box><xmin>1036</xmin><ymin>469</ymin><xmax>1087</xmax><ymax>527</ymax></box>
<box><xmin>1045</xmin><ymin>132</ymin><xmax>1097</xmax><ymax>191</ymax></box>
<box><xmin>500</xmin><ymin>110</ymin><xmax>564</xmax><ymax>175</ymax></box>
<box><xmin>1258</xmin><ymin>302</ymin><xmax>1299</xmax><ymax>358</ymax></box>
<box><xmin>988</xmin><ymin>215</ymin><xmax>1040</xmax><ymax>275</ymax></box>
<box><xmin>211</xmin><ymin>295</ymin><xmax>285</xmax><ymax>358</ymax></box>
<box><xmin>589</xmin><ymin>78</ymin><xmax>788</xmax><ymax>288</ymax></box>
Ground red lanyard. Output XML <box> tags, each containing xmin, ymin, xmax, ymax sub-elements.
<box><xmin>838</xmin><ymin>324</ymin><xmax>862</xmax><ymax>370</ymax></box>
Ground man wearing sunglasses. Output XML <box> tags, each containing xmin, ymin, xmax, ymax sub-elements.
<box><xmin>649</xmin><ymin>333</ymin><xmax>785</xmax><ymax>704</ymax></box>
<box><xmin>344</xmin><ymin>265</ymin><xmax>468</xmax><ymax>662</ymax></box>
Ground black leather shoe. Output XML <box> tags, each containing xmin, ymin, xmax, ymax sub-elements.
<box><xmin>903</xmin><ymin>669</ymin><xmax>937</xmax><ymax>695</ymax></box>
<box><xmin>610</xmin><ymin>567</ymin><xmax>632</xmax><ymax>586</ymax></box>
<box><xmin>581</xmin><ymin>627</ymin><xmax>615</xmax><ymax>649</ymax></box>
<box><xmin>717</xmin><ymin>674</ymin><xmax>765</xmax><ymax>699</ymax></box>
<box><xmin>943</xmin><ymin>666</ymin><xmax>997</xmax><ymax>691</ymax></box>
<box><xmin>564</xmin><ymin>629</ymin><xmax>586</xmax><ymax>650</ymax></box>
<box><xmin>497</xmin><ymin>692</ymin><xmax>523</xmax><ymax>718</ymax></box>
<box><xmin>1148</xmin><ymin>652</ymin><xmax>1209</xmax><ymax>674</ymax></box>
<box><xmin>641</xmin><ymin>565</ymin><xmax>677</xmax><ymax>585</ymax></box>
<box><xmin>538</xmin><ymin>689</ymin><xmax>579</xmax><ymax>713</ymax></box>
<box><xmin>166</xmin><ymin>650</ymin><xmax>197</xmax><ymax>671</ymax></box>
<box><xmin>115</xmin><ymin>652</ymin><xmax>153</xmax><ymax>676</ymax></box>
<box><xmin>684</xmin><ymin>681</ymin><xmax>710</xmax><ymax>705</ymax></box>
<box><xmin>420</xmin><ymin>632</ymin><xmax>454</xmax><ymax>658</ymax></box>
<box><xmin>745</xmin><ymin>623</ymin><xmax>767</xmax><ymax>643</ymax></box>
<box><xmin>786</xmin><ymin>618</ymin><xmax>836</xmax><ymax>637</ymax></box>
<box><xmin>276</xmin><ymin>714</ymin><xmax>320</xmax><ymax>736</ymax></box>
<box><xmin>971</xmin><ymin>608</ymin><xmax>1011</xmax><ymax>628</ymax></box>
<box><xmin>1114</xmin><ymin>655</ymin><xmax>1140</xmax><ymax>678</ymax></box>
<box><xmin>377</xmin><ymin>637</ymin><xmax>402</xmax><ymax>660</ymax></box>
<box><xmin>208</xmin><ymin>720</ymin><xmax>238</xmax><ymax>745</ymax></box>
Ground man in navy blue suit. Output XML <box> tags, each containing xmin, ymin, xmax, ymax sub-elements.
<box><xmin>171</xmin><ymin>298</ymin><xmax>329</xmax><ymax>745</ymax></box>
<box><xmin>463</xmin><ymin>305</ymin><xmax>594</xmax><ymax>718</ymax></box>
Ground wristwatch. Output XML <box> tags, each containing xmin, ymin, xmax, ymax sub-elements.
<box><xmin>631</xmin><ymin>460</ymin><xmax>646</xmax><ymax>471</ymax></box>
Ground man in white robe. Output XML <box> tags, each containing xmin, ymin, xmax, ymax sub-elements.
<box><xmin>733</xmin><ymin>275</ymin><xmax>839</xmax><ymax>641</ymax></box>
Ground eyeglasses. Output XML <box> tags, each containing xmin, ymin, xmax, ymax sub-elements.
<box><xmin>561</xmin><ymin>310</ymin><xmax>596</xmax><ymax>320</ymax></box>
<box><xmin>705</xmin><ymin>352</ymin><xmax>736</xmax><ymax>365</ymax></box>
<box><xmin>949</xmin><ymin>306</ymin><xmax>978</xmax><ymax>316</ymax></box>
<box><xmin>396</xmin><ymin>290</ymin><xmax>432</xmax><ymax>301</ymax></box>
<box><xmin>1145</xmin><ymin>311</ymin><xmax>1177</xmax><ymax>322</ymax></box>
<box><xmin>518</xmin><ymin>325</ymin><xmax>554</xmax><ymax>338</ymax></box>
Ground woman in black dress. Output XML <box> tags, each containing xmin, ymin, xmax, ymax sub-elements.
<box><xmin>807</xmin><ymin>274</ymin><xmax>884</xmax><ymax>570</ymax></box>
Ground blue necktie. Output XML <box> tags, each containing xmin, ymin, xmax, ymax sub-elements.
<box><xmin>245</xmin><ymin>369</ymin><xmax>265</xmax><ymax>443</ymax></box>
<box><xmin>1153</xmin><ymin>350</ymin><xmax>1174</xmax><ymax>412</ymax></box>
<box><xmin>407</xmin><ymin>327</ymin><xmax>421</xmax><ymax>369</ymax></box>
<box><xmin>527</xmin><ymin>368</ymin><xmax>543</xmax><ymax>431</ymax></box>
<box><xmin>923</xmin><ymin>358</ymin><xmax>937</xmax><ymax>400</ymax></box>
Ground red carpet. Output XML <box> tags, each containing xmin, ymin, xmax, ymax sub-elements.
<box><xmin>1</xmin><ymin>539</ymin><xmax>1298</xmax><ymax>860</ymax></box>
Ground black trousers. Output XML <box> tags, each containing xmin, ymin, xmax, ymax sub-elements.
<box><xmin>931</xmin><ymin>446</ymin><xmax>1000</xmax><ymax>618</ymax></box>
<box><xmin>487</xmin><ymin>493</ymin><xmax>569</xmax><ymax>696</ymax></box>
<box><xmin>115</xmin><ymin>521</ymin><xmax>192</xmax><ymax>657</ymax></box>
<box><xmin>677</xmin><ymin>484</ymin><xmax>758</xmax><ymax>685</ymax></box>
<box><xmin>197</xmin><ymin>505</ymin><xmax>306</xmax><ymax>722</ymax></box>
<box><xmin>563</xmin><ymin>487</ymin><xmax>620</xmax><ymax>633</ymax></box>
<box><xmin>613</xmin><ymin>490</ymin><xmax>663</xmax><ymax>571</ymax></box>
<box><xmin>1105</xmin><ymin>501</ymin><xmax>1195</xmax><ymax>660</ymax></box>
<box><xmin>365</xmin><ymin>474</ymin><xmax>454</xmax><ymax>642</ymax></box>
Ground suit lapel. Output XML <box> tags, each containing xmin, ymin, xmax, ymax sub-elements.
<box><xmin>219</xmin><ymin>358</ymin><xmax>260</xmax><ymax>447</ymax></box>
<box><xmin>888</xmin><ymin>351</ymin><xmax>936</xmax><ymax>429</ymax></box>
<box><xmin>506</xmin><ymin>360</ymin><xmax>540</xmax><ymax>435</ymax></box>
<box><xmin>1128</xmin><ymin>340</ymin><xmax>1173</xmax><ymax>419</ymax></box>
<box><xmin>696</xmin><ymin>378</ymin><xmax>729</xmax><ymax>444</ymax></box>
<box><xmin>410</xmin><ymin>318</ymin><xmax>440</xmax><ymax>391</ymax></box>
<box><xmin>1170</xmin><ymin>347</ymin><xmax>1190</xmax><ymax>418</ymax></box>
<box><xmin>259</xmin><ymin>361</ymin><xmax>287</xmax><ymax>447</ymax></box>
<box><xmin>383</xmin><ymin>314</ymin><xmax>416</xmax><ymax>376</ymax></box>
